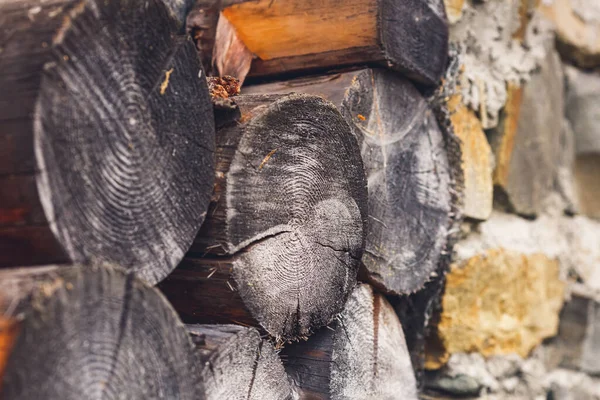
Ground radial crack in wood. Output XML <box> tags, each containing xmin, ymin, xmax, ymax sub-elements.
<box><xmin>281</xmin><ymin>283</ymin><xmax>418</xmax><ymax>399</ymax></box>
<box><xmin>189</xmin><ymin>324</ymin><xmax>298</xmax><ymax>399</ymax></box>
<box><xmin>0</xmin><ymin>0</ymin><xmax>215</xmax><ymax>285</ymax></box>
<box><xmin>245</xmin><ymin>69</ymin><xmax>459</xmax><ymax>295</ymax></box>
<box><xmin>0</xmin><ymin>265</ymin><xmax>203</xmax><ymax>399</ymax></box>
<box><xmin>161</xmin><ymin>93</ymin><xmax>368</xmax><ymax>342</ymax></box>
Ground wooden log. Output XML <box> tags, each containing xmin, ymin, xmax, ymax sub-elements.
<box><xmin>489</xmin><ymin>46</ymin><xmax>564</xmax><ymax>216</ymax></box>
<box><xmin>188</xmin><ymin>324</ymin><xmax>298</xmax><ymax>399</ymax></box>
<box><xmin>0</xmin><ymin>0</ymin><xmax>215</xmax><ymax>285</ymax></box>
<box><xmin>160</xmin><ymin>93</ymin><xmax>368</xmax><ymax>342</ymax></box>
<box><xmin>0</xmin><ymin>265</ymin><xmax>203</xmax><ymax>399</ymax></box>
<box><xmin>281</xmin><ymin>283</ymin><xmax>418</xmax><ymax>399</ymax></box>
<box><xmin>244</xmin><ymin>69</ymin><xmax>460</xmax><ymax>295</ymax></box>
<box><xmin>209</xmin><ymin>0</ymin><xmax>448</xmax><ymax>85</ymax></box>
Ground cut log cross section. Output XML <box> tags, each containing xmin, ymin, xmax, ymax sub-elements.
<box><xmin>0</xmin><ymin>0</ymin><xmax>215</xmax><ymax>284</ymax></box>
<box><xmin>281</xmin><ymin>283</ymin><xmax>418</xmax><ymax>399</ymax></box>
<box><xmin>210</xmin><ymin>0</ymin><xmax>449</xmax><ymax>85</ymax></box>
<box><xmin>0</xmin><ymin>265</ymin><xmax>203</xmax><ymax>399</ymax></box>
<box><xmin>245</xmin><ymin>69</ymin><xmax>459</xmax><ymax>295</ymax></box>
<box><xmin>189</xmin><ymin>324</ymin><xmax>297</xmax><ymax>399</ymax></box>
<box><xmin>160</xmin><ymin>93</ymin><xmax>368</xmax><ymax>342</ymax></box>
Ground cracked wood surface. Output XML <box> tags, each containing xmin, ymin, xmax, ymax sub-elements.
<box><xmin>160</xmin><ymin>93</ymin><xmax>368</xmax><ymax>342</ymax></box>
<box><xmin>245</xmin><ymin>69</ymin><xmax>457</xmax><ymax>294</ymax></box>
<box><xmin>188</xmin><ymin>324</ymin><xmax>297</xmax><ymax>399</ymax></box>
<box><xmin>0</xmin><ymin>265</ymin><xmax>203</xmax><ymax>399</ymax></box>
<box><xmin>281</xmin><ymin>283</ymin><xmax>418</xmax><ymax>399</ymax></box>
<box><xmin>0</xmin><ymin>0</ymin><xmax>215</xmax><ymax>285</ymax></box>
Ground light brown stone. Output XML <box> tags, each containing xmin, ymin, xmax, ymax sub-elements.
<box><xmin>427</xmin><ymin>249</ymin><xmax>565</xmax><ymax>369</ymax></box>
<box><xmin>448</xmin><ymin>94</ymin><xmax>493</xmax><ymax>220</ymax></box>
<box><xmin>444</xmin><ymin>0</ymin><xmax>465</xmax><ymax>24</ymax></box>
<box><xmin>540</xmin><ymin>0</ymin><xmax>600</xmax><ymax>68</ymax></box>
<box><xmin>493</xmin><ymin>84</ymin><xmax>523</xmax><ymax>189</ymax></box>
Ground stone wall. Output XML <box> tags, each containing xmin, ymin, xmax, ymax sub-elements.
<box><xmin>422</xmin><ymin>0</ymin><xmax>600</xmax><ymax>398</ymax></box>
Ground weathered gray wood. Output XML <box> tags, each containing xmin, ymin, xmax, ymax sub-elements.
<box><xmin>162</xmin><ymin>93</ymin><xmax>368</xmax><ymax>342</ymax></box>
<box><xmin>282</xmin><ymin>283</ymin><xmax>418</xmax><ymax>399</ymax></box>
<box><xmin>0</xmin><ymin>265</ymin><xmax>203</xmax><ymax>399</ymax></box>
<box><xmin>489</xmin><ymin>46</ymin><xmax>564</xmax><ymax>216</ymax></box>
<box><xmin>245</xmin><ymin>69</ymin><xmax>459</xmax><ymax>294</ymax></box>
<box><xmin>0</xmin><ymin>0</ymin><xmax>215</xmax><ymax>284</ymax></box>
<box><xmin>188</xmin><ymin>325</ymin><xmax>297</xmax><ymax>400</ymax></box>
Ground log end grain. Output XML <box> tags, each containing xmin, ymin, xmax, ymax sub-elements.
<box><xmin>189</xmin><ymin>324</ymin><xmax>297</xmax><ymax>400</ymax></box>
<box><xmin>343</xmin><ymin>69</ymin><xmax>456</xmax><ymax>294</ymax></box>
<box><xmin>26</xmin><ymin>0</ymin><xmax>215</xmax><ymax>283</ymax></box>
<box><xmin>0</xmin><ymin>265</ymin><xmax>203</xmax><ymax>399</ymax></box>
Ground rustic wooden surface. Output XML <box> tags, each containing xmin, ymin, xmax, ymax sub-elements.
<box><xmin>211</xmin><ymin>0</ymin><xmax>448</xmax><ymax>85</ymax></box>
<box><xmin>245</xmin><ymin>69</ymin><xmax>457</xmax><ymax>295</ymax></box>
<box><xmin>163</xmin><ymin>93</ymin><xmax>368</xmax><ymax>342</ymax></box>
<box><xmin>0</xmin><ymin>265</ymin><xmax>203</xmax><ymax>399</ymax></box>
<box><xmin>0</xmin><ymin>0</ymin><xmax>215</xmax><ymax>284</ymax></box>
<box><xmin>282</xmin><ymin>283</ymin><xmax>418</xmax><ymax>399</ymax></box>
<box><xmin>189</xmin><ymin>324</ymin><xmax>297</xmax><ymax>399</ymax></box>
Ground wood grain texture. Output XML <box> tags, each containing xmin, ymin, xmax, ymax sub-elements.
<box><xmin>163</xmin><ymin>93</ymin><xmax>368</xmax><ymax>342</ymax></box>
<box><xmin>245</xmin><ymin>69</ymin><xmax>457</xmax><ymax>294</ymax></box>
<box><xmin>282</xmin><ymin>283</ymin><xmax>418</xmax><ymax>399</ymax></box>
<box><xmin>189</xmin><ymin>324</ymin><xmax>298</xmax><ymax>400</ymax></box>
<box><xmin>0</xmin><ymin>0</ymin><xmax>215</xmax><ymax>284</ymax></box>
<box><xmin>213</xmin><ymin>12</ymin><xmax>253</xmax><ymax>83</ymax></box>
<box><xmin>0</xmin><ymin>265</ymin><xmax>203</xmax><ymax>399</ymax></box>
<box><xmin>217</xmin><ymin>0</ymin><xmax>448</xmax><ymax>85</ymax></box>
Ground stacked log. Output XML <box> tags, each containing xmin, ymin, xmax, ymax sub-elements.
<box><xmin>189</xmin><ymin>324</ymin><xmax>297</xmax><ymax>399</ymax></box>
<box><xmin>160</xmin><ymin>93</ymin><xmax>368</xmax><ymax>342</ymax></box>
<box><xmin>244</xmin><ymin>69</ymin><xmax>461</xmax><ymax>295</ymax></box>
<box><xmin>190</xmin><ymin>0</ymin><xmax>449</xmax><ymax>85</ymax></box>
<box><xmin>0</xmin><ymin>0</ymin><xmax>215</xmax><ymax>284</ymax></box>
<box><xmin>2</xmin><ymin>0</ymin><xmax>599</xmax><ymax>398</ymax></box>
<box><xmin>281</xmin><ymin>283</ymin><xmax>418</xmax><ymax>399</ymax></box>
<box><xmin>0</xmin><ymin>265</ymin><xmax>203</xmax><ymax>398</ymax></box>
